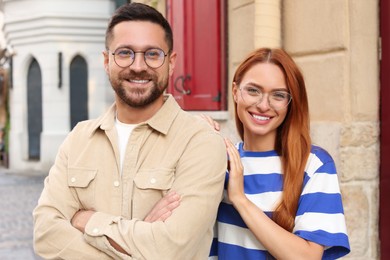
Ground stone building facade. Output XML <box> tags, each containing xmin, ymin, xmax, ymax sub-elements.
<box><xmin>224</xmin><ymin>1</ymin><xmax>379</xmax><ymax>258</ymax></box>
<box><xmin>2</xmin><ymin>0</ymin><xmax>116</xmax><ymax>170</ymax></box>
<box><xmin>2</xmin><ymin>0</ymin><xmax>381</xmax><ymax>258</ymax></box>
<box><xmin>219</xmin><ymin>1</ymin><xmax>379</xmax><ymax>258</ymax></box>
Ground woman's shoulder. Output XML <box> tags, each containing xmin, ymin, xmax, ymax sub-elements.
<box><xmin>305</xmin><ymin>145</ymin><xmax>337</xmax><ymax>176</ymax></box>
<box><xmin>310</xmin><ymin>144</ymin><xmax>334</xmax><ymax>162</ymax></box>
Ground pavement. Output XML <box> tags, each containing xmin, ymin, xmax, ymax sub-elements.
<box><xmin>0</xmin><ymin>167</ymin><xmax>46</xmax><ymax>260</ymax></box>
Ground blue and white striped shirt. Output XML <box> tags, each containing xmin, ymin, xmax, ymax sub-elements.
<box><xmin>210</xmin><ymin>143</ymin><xmax>350</xmax><ymax>259</ymax></box>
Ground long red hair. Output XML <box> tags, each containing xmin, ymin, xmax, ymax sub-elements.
<box><xmin>232</xmin><ymin>48</ymin><xmax>311</xmax><ymax>232</ymax></box>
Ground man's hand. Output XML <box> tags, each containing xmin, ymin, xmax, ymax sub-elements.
<box><xmin>71</xmin><ymin>210</ymin><xmax>95</xmax><ymax>233</ymax></box>
<box><xmin>144</xmin><ymin>191</ymin><xmax>181</xmax><ymax>222</ymax></box>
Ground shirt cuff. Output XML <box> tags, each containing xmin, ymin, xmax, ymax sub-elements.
<box><xmin>84</xmin><ymin>212</ymin><xmax>131</xmax><ymax>259</ymax></box>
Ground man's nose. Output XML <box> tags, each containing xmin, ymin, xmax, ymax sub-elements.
<box><xmin>130</xmin><ymin>53</ymin><xmax>148</xmax><ymax>71</ymax></box>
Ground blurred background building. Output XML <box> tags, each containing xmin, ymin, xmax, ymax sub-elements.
<box><xmin>0</xmin><ymin>0</ymin><xmax>386</xmax><ymax>259</ymax></box>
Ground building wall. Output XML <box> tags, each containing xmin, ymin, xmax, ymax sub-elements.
<box><xmin>286</xmin><ymin>1</ymin><xmax>379</xmax><ymax>258</ymax></box>
<box><xmin>228</xmin><ymin>0</ymin><xmax>379</xmax><ymax>259</ymax></box>
<box><xmin>3</xmin><ymin>0</ymin><xmax>115</xmax><ymax>171</ymax></box>
<box><xmin>1</xmin><ymin>0</ymin><xmax>380</xmax><ymax>258</ymax></box>
<box><xmin>144</xmin><ymin>0</ymin><xmax>380</xmax><ymax>256</ymax></box>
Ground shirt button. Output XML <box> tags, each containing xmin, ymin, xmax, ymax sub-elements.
<box><xmin>93</xmin><ymin>228</ymin><xmax>99</xmax><ymax>234</ymax></box>
<box><xmin>113</xmin><ymin>181</ymin><xmax>120</xmax><ymax>187</ymax></box>
<box><xmin>150</xmin><ymin>178</ymin><xmax>156</xmax><ymax>184</ymax></box>
<box><xmin>70</xmin><ymin>177</ymin><xmax>76</xmax><ymax>183</ymax></box>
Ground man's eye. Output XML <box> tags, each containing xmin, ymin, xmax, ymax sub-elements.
<box><xmin>145</xmin><ymin>50</ymin><xmax>162</xmax><ymax>59</ymax></box>
<box><xmin>116</xmin><ymin>49</ymin><xmax>132</xmax><ymax>57</ymax></box>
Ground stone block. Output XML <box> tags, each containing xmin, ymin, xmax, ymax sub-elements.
<box><xmin>283</xmin><ymin>0</ymin><xmax>347</xmax><ymax>54</ymax></box>
<box><xmin>341</xmin><ymin>184</ymin><xmax>378</xmax><ymax>259</ymax></box>
<box><xmin>349</xmin><ymin>1</ymin><xmax>379</xmax><ymax>121</ymax></box>
<box><xmin>294</xmin><ymin>53</ymin><xmax>346</xmax><ymax>121</ymax></box>
<box><xmin>341</xmin><ymin>122</ymin><xmax>379</xmax><ymax>147</ymax></box>
<box><xmin>340</xmin><ymin>145</ymin><xmax>379</xmax><ymax>181</ymax></box>
<box><xmin>310</xmin><ymin>122</ymin><xmax>341</xmax><ymax>167</ymax></box>
<box><xmin>229</xmin><ymin>0</ymin><xmax>254</xmax><ymax>10</ymax></box>
<box><xmin>229</xmin><ymin>2</ymin><xmax>255</xmax><ymax>64</ymax></box>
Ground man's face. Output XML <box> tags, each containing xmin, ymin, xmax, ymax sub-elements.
<box><xmin>104</xmin><ymin>21</ymin><xmax>176</xmax><ymax>108</ymax></box>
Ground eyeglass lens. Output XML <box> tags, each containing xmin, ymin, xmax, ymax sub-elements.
<box><xmin>112</xmin><ymin>48</ymin><xmax>167</xmax><ymax>69</ymax></box>
<box><xmin>240</xmin><ymin>85</ymin><xmax>291</xmax><ymax>110</ymax></box>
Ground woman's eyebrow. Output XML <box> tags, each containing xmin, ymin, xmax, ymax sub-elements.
<box><xmin>243</xmin><ymin>82</ymin><xmax>288</xmax><ymax>92</ymax></box>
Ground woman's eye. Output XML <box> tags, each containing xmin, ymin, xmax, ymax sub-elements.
<box><xmin>247</xmin><ymin>87</ymin><xmax>260</xmax><ymax>95</ymax></box>
<box><xmin>273</xmin><ymin>92</ymin><xmax>289</xmax><ymax>100</ymax></box>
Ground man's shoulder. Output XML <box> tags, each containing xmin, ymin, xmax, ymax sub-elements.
<box><xmin>175</xmin><ymin>111</ymin><xmax>217</xmax><ymax>134</ymax></box>
<box><xmin>71</xmin><ymin>105</ymin><xmax>115</xmax><ymax>136</ymax></box>
<box><xmin>71</xmin><ymin>118</ymin><xmax>102</xmax><ymax>135</ymax></box>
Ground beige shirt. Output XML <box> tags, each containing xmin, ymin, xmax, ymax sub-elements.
<box><xmin>33</xmin><ymin>95</ymin><xmax>227</xmax><ymax>260</ymax></box>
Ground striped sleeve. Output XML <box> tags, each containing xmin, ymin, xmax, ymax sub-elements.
<box><xmin>294</xmin><ymin>146</ymin><xmax>350</xmax><ymax>259</ymax></box>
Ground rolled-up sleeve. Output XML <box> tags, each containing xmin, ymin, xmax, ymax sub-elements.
<box><xmin>33</xmin><ymin>134</ymin><xmax>113</xmax><ymax>260</ymax></box>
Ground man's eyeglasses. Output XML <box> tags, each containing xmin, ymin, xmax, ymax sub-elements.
<box><xmin>239</xmin><ymin>85</ymin><xmax>292</xmax><ymax>110</ymax></box>
<box><xmin>111</xmin><ymin>47</ymin><xmax>168</xmax><ymax>69</ymax></box>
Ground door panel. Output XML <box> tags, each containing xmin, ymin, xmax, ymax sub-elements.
<box><xmin>380</xmin><ymin>0</ymin><xmax>390</xmax><ymax>258</ymax></box>
<box><xmin>167</xmin><ymin>0</ymin><xmax>226</xmax><ymax>110</ymax></box>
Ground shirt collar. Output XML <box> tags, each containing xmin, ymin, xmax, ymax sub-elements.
<box><xmin>89</xmin><ymin>94</ymin><xmax>181</xmax><ymax>136</ymax></box>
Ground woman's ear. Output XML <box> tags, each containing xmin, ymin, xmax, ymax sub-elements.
<box><xmin>232</xmin><ymin>82</ymin><xmax>239</xmax><ymax>103</ymax></box>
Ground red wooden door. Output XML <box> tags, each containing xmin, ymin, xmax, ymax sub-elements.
<box><xmin>167</xmin><ymin>0</ymin><xmax>226</xmax><ymax>110</ymax></box>
<box><xmin>380</xmin><ymin>0</ymin><xmax>390</xmax><ymax>258</ymax></box>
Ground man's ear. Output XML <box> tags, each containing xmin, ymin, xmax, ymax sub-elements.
<box><xmin>168</xmin><ymin>51</ymin><xmax>177</xmax><ymax>76</ymax></box>
<box><xmin>103</xmin><ymin>50</ymin><xmax>109</xmax><ymax>74</ymax></box>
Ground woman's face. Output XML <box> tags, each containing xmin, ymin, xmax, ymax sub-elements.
<box><xmin>233</xmin><ymin>62</ymin><xmax>289</xmax><ymax>150</ymax></box>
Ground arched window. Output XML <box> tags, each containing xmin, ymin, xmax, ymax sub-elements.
<box><xmin>27</xmin><ymin>58</ymin><xmax>42</xmax><ymax>160</ymax></box>
<box><xmin>70</xmin><ymin>55</ymin><xmax>88</xmax><ymax>129</ymax></box>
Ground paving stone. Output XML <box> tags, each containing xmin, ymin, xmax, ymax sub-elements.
<box><xmin>0</xmin><ymin>168</ymin><xmax>45</xmax><ymax>260</ymax></box>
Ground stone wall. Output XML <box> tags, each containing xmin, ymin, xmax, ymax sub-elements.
<box><xmin>228</xmin><ymin>0</ymin><xmax>380</xmax><ymax>258</ymax></box>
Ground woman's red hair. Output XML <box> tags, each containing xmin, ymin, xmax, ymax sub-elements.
<box><xmin>232</xmin><ymin>48</ymin><xmax>311</xmax><ymax>231</ymax></box>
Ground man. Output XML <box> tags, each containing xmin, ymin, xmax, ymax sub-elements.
<box><xmin>33</xmin><ymin>3</ymin><xmax>226</xmax><ymax>259</ymax></box>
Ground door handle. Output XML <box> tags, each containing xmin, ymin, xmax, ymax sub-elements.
<box><xmin>174</xmin><ymin>75</ymin><xmax>191</xmax><ymax>95</ymax></box>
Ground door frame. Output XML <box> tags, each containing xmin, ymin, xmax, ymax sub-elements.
<box><xmin>380</xmin><ymin>0</ymin><xmax>390</xmax><ymax>258</ymax></box>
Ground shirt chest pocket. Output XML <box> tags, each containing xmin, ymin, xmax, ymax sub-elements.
<box><xmin>67</xmin><ymin>167</ymin><xmax>97</xmax><ymax>209</ymax></box>
<box><xmin>132</xmin><ymin>168</ymin><xmax>175</xmax><ymax>218</ymax></box>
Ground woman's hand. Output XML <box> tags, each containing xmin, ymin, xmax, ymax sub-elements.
<box><xmin>198</xmin><ymin>114</ymin><xmax>220</xmax><ymax>132</ymax></box>
<box><xmin>224</xmin><ymin>138</ymin><xmax>246</xmax><ymax>206</ymax></box>
<box><xmin>144</xmin><ymin>191</ymin><xmax>181</xmax><ymax>222</ymax></box>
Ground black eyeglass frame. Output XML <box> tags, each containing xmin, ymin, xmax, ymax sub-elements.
<box><xmin>110</xmin><ymin>47</ymin><xmax>169</xmax><ymax>69</ymax></box>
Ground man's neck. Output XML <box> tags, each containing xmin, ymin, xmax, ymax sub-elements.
<box><xmin>115</xmin><ymin>96</ymin><xmax>165</xmax><ymax>124</ymax></box>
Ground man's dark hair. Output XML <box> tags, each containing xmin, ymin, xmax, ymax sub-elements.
<box><xmin>105</xmin><ymin>2</ymin><xmax>173</xmax><ymax>52</ymax></box>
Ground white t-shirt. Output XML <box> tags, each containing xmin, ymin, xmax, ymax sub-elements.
<box><xmin>115</xmin><ymin>117</ymin><xmax>137</xmax><ymax>173</ymax></box>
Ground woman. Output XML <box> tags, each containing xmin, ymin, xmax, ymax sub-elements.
<box><xmin>208</xmin><ymin>48</ymin><xmax>350</xmax><ymax>259</ymax></box>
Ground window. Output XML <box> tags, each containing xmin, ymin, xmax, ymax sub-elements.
<box><xmin>70</xmin><ymin>55</ymin><xmax>88</xmax><ymax>129</ymax></box>
<box><xmin>27</xmin><ymin>58</ymin><xmax>42</xmax><ymax>160</ymax></box>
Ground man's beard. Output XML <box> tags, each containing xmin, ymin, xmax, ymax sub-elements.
<box><xmin>111</xmin><ymin>70</ymin><xmax>168</xmax><ymax>108</ymax></box>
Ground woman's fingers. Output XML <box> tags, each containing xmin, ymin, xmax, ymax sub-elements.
<box><xmin>199</xmin><ymin>114</ymin><xmax>220</xmax><ymax>131</ymax></box>
<box><xmin>224</xmin><ymin>138</ymin><xmax>242</xmax><ymax>175</ymax></box>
